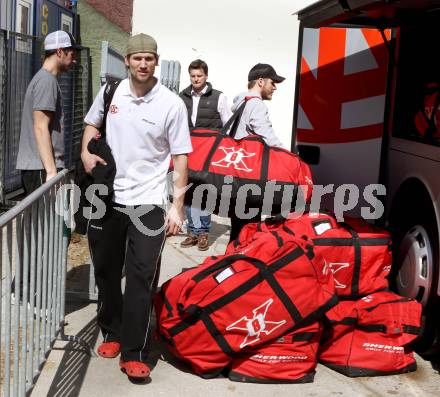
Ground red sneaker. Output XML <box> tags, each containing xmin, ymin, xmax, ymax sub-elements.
<box><xmin>97</xmin><ymin>341</ymin><xmax>120</xmax><ymax>358</ymax></box>
<box><xmin>119</xmin><ymin>360</ymin><xmax>151</xmax><ymax>379</ymax></box>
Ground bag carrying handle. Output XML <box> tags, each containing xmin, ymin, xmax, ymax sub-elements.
<box><xmin>221</xmin><ymin>96</ymin><xmax>260</xmax><ymax>138</ymax></box>
<box><xmin>191</xmin><ymin>254</ymin><xmax>265</xmax><ymax>283</ymax></box>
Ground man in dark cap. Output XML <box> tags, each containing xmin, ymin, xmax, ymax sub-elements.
<box><xmin>229</xmin><ymin>63</ymin><xmax>285</xmax><ymax>241</ymax></box>
<box><xmin>81</xmin><ymin>33</ymin><xmax>192</xmax><ymax>380</ymax></box>
<box><xmin>230</xmin><ymin>63</ymin><xmax>285</xmax><ymax>147</ymax></box>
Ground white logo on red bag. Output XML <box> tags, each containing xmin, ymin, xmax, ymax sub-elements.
<box><xmin>383</xmin><ymin>264</ymin><xmax>392</xmax><ymax>273</ymax></box>
<box><xmin>323</xmin><ymin>262</ymin><xmax>349</xmax><ymax>289</ymax></box>
<box><xmin>226</xmin><ymin>298</ymin><xmax>286</xmax><ymax>348</ymax></box>
<box><xmin>211</xmin><ymin>147</ymin><xmax>255</xmax><ymax>172</ymax></box>
<box><xmin>362</xmin><ymin>295</ymin><xmax>374</xmax><ymax>303</ymax></box>
<box><xmin>362</xmin><ymin>343</ymin><xmax>404</xmax><ymax>353</ymax></box>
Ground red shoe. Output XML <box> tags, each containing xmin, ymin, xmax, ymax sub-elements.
<box><xmin>97</xmin><ymin>341</ymin><xmax>120</xmax><ymax>358</ymax></box>
<box><xmin>119</xmin><ymin>360</ymin><xmax>151</xmax><ymax>379</ymax></box>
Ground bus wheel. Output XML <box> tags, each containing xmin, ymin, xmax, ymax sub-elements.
<box><xmin>395</xmin><ymin>224</ymin><xmax>433</xmax><ymax>306</ymax></box>
<box><xmin>392</xmin><ymin>214</ymin><xmax>439</xmax><ymax>354</ymax></box>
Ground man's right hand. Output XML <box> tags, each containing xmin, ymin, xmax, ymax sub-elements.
<box><xmin>81</xmin><ymin>151</ymin><xmax>107</xmax><ymax>174</ymax></box>
<box><xmin>45</xmin><ymin>171</ymin><xmax>58</xmax><ymax>182</ymax></box>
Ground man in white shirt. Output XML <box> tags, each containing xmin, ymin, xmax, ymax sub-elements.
<box><xmin>179</xmin><ymin>59</ymin><xmax>232</xmax><ymax>250</ymax></box>
<box><xmin>81</xmin><ymin>33</ymin><xmax>192</xmax><ymax>380</ymax></box>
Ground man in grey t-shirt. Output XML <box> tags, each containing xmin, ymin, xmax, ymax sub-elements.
<box><xmin>16</xmin><ymin>30</ymin><xmax>77</xmax><ymax>195</ymax></box>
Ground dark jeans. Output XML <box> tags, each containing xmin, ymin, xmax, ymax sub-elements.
<box><xmin>87</xmin><ymin>203</ymin><xmax>166</xmax><ymax>363</ymax></box>
<box><xmin>21</xmin><ymin>169</ymin><xmax>47</xmax><ymax>196</ymax></box>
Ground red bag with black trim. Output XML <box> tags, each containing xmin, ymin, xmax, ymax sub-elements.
<box><xmin>318</xmin><ymin>291</ymin><xmax>422</xmax><ymax>377</ymax></box>
<box><xmin>184</xmin><ymin>97</ymin><xmax>313</xmax><ymax>215</ymax></box>
<box><xmin>228</xmin><ymin>322</ymin><xmax>322</xmax><ymax>384</ymax></box>
<box><xmin>229</xmin><ymin>212</ymin><xmax>392</xmax><ymax>299</ymax></box>
<box><xmin>155</xmin><ymin>229</ymin><xmax>336</xmax><ymax>377</ymax></box>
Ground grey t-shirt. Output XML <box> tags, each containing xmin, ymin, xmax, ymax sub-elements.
<box><xmin>16</xmin><ymin>68</ymin><xmax>64</xmax><ymax>170</ymax></box>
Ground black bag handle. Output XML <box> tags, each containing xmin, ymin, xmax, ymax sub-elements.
<box><xmin>221</xmin><ymin>96</ymin><xmax>260</xmax><ymax>138</ymax></box>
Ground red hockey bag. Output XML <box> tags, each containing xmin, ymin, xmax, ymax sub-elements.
<box><xmin>228</xmin><ymin>321</ymin><xmax>322</xmax><ymax>384</ymax></box>
<box><xmin>156</xmin><ymin>230</ymin><xmax>337</xmax><ymax>377</ymax></box>
<box><xmin>184</xmin><ymin>98</ymin><xmax>313</xmax><ymax>215</ymax></box>
<box><xmin>230</xmin><ymin>212</ymin><xmax>392</xmax><ymax>299</ymax></box>
<box><xmin>318</xmin><ymin>291</ymin><xmax>422</xmax><ymax>377</ymax></box>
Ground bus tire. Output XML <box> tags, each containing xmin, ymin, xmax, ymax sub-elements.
<box><xmin>390</xmin><ymin>197</ymin><xmax>440</xmax><ymax>355</ymax></box>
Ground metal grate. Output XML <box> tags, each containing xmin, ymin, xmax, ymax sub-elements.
<box><xmin>0</xmin><ymin>32</ymin><xmax>6</xmax><ymax>202</ymax></box>
<box><xmin>160</xmin><ymin>60</ymin><xmax>181</xmax><ymax>93</ymax></box>
<box><xmin>2</xmin><ymin>32</ymin><xmax>36</xmax><ymax>195</ymax></box>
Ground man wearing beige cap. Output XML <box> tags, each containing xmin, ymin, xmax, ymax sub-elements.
<box><xmin>81</xmin><ymin>33</ymin><xmax>192</xmax><ymax>379</ymax></box>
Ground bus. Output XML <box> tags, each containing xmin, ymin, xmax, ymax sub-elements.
<box><xmin>293</xmin><ymin>0</ymin><xmax>440</xmax><ymax>354</ymax></box>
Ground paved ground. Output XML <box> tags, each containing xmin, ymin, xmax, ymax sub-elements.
<box><xmin>31</xmin><ymin>216</ymin><xmax>440</xmax><ymax>397</ymax></box>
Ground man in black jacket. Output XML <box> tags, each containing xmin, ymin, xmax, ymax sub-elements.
<box><xmin>179</xmin><ymin>59</ymin><xmax>231</xmax><ymax>250</ymax></box>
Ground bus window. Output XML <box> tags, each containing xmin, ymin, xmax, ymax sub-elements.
<box><xmin>392</xmin><ymin>24</ymin><xmax>440</xmax><ymax>146</ymax></box>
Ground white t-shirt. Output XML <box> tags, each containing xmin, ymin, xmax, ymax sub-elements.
<box><xmin>84</xmin><ymin>79</ymin><xmax>192</xmax><ymax>205</ymax></box>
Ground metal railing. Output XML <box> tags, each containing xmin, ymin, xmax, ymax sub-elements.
<box><xmin>0</xmin><ymin>170</ymin><xmax>91</xmax><ymax>397</ymax></box>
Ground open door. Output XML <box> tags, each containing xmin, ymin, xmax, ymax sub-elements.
<box><xmin>295</xmin><ymin>26</ymin><xmax>391</xmax><ymax>215</ymax></box>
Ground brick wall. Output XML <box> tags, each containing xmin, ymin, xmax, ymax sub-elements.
<box><xmin>78</xmin><ymin>1</ymin><xmax>129</xmax><ymax>96</ymax></box>
<box><xmin>85</xmin><ymin>0</ymin><xmax>133</xmax><ymax>33</ymax></box>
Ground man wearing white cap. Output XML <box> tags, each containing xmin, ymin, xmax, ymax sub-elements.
<box><xmin>81</xmin><ymin>33</ymin><xmax>192</xmax><ymax>380</ymax></box>
<box><xmin>12</xmin><ymin>31</ymin><xmax>77</xmax><ymax>303</ymax></box>
<box><xmin>16</xmin><ymin>30</ymin><xmax>77</xmax><ymax>194</ymax></box>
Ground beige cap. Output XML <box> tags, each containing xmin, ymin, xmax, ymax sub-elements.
<box><xmin>126</xmin><ymin>33</ymin><xmax>157</xmax><ymax>56</ymax></box>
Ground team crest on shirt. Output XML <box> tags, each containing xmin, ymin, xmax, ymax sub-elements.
<box><xmin>110</xmin><ymin>104</ymin><xmax>119</xmax><ymax>114</ymax></box>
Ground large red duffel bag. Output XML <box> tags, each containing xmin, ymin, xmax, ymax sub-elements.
<box><xmin>155</xmin><ymin>230</ymin><xmax>337</xmax><ymax>377</ymax></box>
<box><xmin>229</xmin><ymin>212</ymin><xmax>392</xmax><ymax>299</ymax></box>
<box><xmin>184</xmin><ymin>100</ymin><xmax>313</xmax><ymax>215</ymax></box>
<box><xmin>318</xmin><ymin>291</ymin><xmax>422</xmax><ymax>377</ymax></box>
<box><xmin>228</xmin><ymin>321</ymin><xmax>322</xmax><ymax>384</ymax></box>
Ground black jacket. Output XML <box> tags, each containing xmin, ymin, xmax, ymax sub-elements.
<box><xmin>180</xmin><ymin>82</ymin><xmax>223</xmax><ymax>129</ymax></box>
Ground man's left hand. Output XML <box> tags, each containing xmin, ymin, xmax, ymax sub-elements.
<box><xmin>165</xmin><ymin>204</ymin><xmax>184</xmax><ymax>236</ymax></box>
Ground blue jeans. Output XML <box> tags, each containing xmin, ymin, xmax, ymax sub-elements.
<box><xmin>186</xmin><ymin>206</ymin><xmax>211</xmax><ymax>235</ymax></box>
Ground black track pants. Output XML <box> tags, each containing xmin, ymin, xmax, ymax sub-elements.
<box><xmin>87</xmin><ymin>203</ymin><xmax>166</xmax><ymax>362</ymax></box>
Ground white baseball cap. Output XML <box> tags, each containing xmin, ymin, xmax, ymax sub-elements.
<box><xmin>44</xmin><ymin>30</ymin><xmax>78</xmax><ymax>50</ymax></box>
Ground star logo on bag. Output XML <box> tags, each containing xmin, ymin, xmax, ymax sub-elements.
<box><xmin>211</xmin><ymin>147</ymin><xmax>255</xmax><ymax>172</ymax></box>
<box><xmin>328</xmin><ymin>262</ymin><xmax>350</xmax><ymax>289</ymax></box>
<box><xmin>226</xmin><ymin>298</ymin><xmax>286</xmax><ymax>348</ymax></box>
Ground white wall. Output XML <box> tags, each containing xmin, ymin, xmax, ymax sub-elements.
<box><xmin>132</xmin><ymin>0</ymin><xmax>315</xmax><ymax>148</ymax></box>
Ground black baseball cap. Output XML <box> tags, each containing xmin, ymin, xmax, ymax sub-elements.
<box><xmin>248</xmin><ymin>63</ymin><xmax>285</xmax><ymax>83</ymax></box>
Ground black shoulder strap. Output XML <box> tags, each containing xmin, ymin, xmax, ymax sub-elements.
<box><xmin>100</xmin><ymin>78</ymin><xmax>122</xmax><ymax>138</ymax></box>
<box><xmin>221</xmin><ymin>96</ymin><xmax>260</xmax><ymax>138</ymax></box>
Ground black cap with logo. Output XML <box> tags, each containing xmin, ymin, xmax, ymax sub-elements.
<box><xmin>248</xmin><ymin>63</ymin><xmax>285</xmax><ymax>83</ymax></box>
